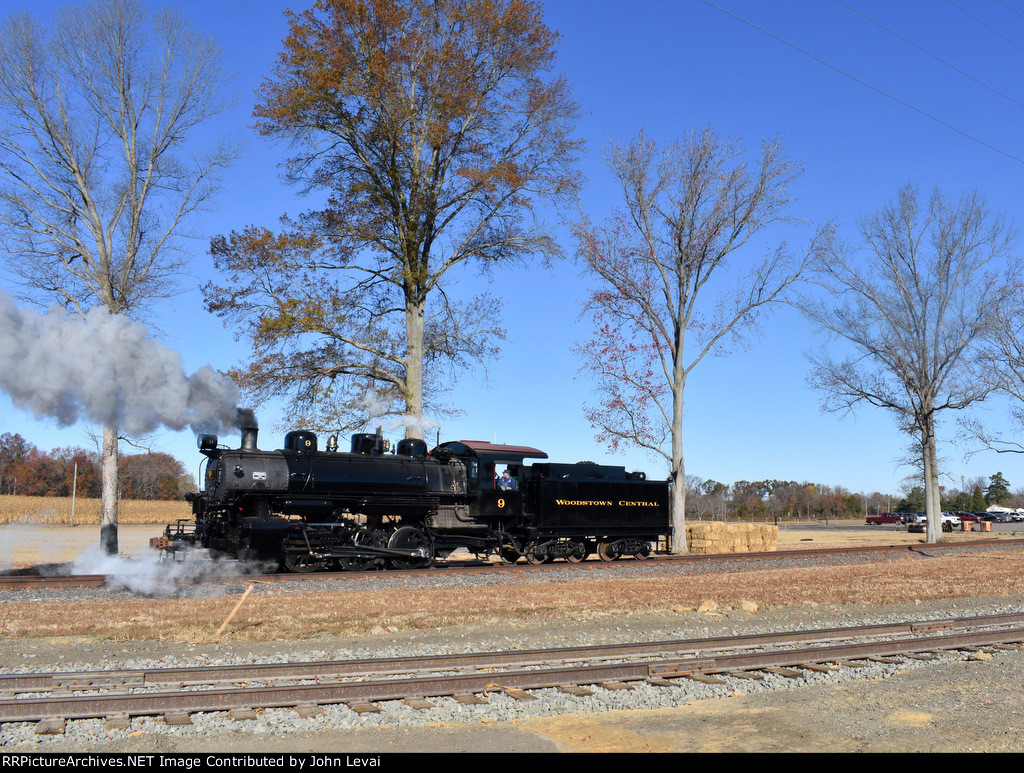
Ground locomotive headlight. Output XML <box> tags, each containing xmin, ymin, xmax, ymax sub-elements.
<box><xmin>198</xmin><ymin>434</ymin><xmax>218</xmax><ymax>453</ymax></box>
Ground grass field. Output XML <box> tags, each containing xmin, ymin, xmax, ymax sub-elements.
<box><xmin>0</xmin><ymin>494</ymin><xmax>190</xmax><ymax>525</ymax></box>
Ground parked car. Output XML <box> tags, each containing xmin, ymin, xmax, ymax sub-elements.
<box><xmin>957</xmin><ymin>512</ymin><xmax>983</xmax><ymax>522</ymax></box>
<box><xmin>907</xmin><ymin>513</ymin><xmax>959</xmax><ymax>533</ymax></box>
<box><xmin>865</xmin><ymin>513</ymin><xmax>902</xmax><ymax>525</ymax></box>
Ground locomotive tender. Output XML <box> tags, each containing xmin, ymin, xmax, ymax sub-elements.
<box><xmin>155</xmin><ymin>422</ymin><xmax>671</xmax><ymax>572</ymax></box>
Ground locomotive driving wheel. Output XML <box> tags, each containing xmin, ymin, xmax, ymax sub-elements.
<box><xmin>337</xmin><ymin>528</ymin><xmax>387</xmax><ymax>572</ymax></box>
<box><xmin>499</xmin><ymin>546</ymin><xmax>522</xmax><ymax>564</ymax></box>
<box><xmin>387</xmin><ymin>526</ymin><xmax>433</xmax><ymax>570</ymax></box>
<box><xmin>281</xmin><ymin>528</ymin><xmax>330</xmax><ymax>573</ymax></box>
<box><xmin>282</xmin><ymin>549</ymin><xmax>329</xmax><ymax>573</ymax></box>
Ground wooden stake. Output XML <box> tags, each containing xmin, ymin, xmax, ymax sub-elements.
<box><xmin>217</xmin><ymin>584</ymin><xmax>254</xmax><ymax>637</ymax></box>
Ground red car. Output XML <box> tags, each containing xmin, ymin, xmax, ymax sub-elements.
<box><xmin>865</xmin><ymin>513</ymin><xmax>902</xmax><ymax>525</ymax></box>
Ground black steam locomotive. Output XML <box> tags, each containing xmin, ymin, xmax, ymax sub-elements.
<box><xmin>154</xmin><ymin>423</ymin><xmax>671</xmax><ymax>572</ymax></box>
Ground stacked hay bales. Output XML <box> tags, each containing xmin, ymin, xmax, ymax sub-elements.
<box><xmin>684</xmin><ymin>521</ymin><xmax>777</xmax><ymax>554</ymax></box>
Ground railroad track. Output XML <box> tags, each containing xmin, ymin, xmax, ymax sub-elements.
<box><xmin>5</xmin><ymin>612</ymin><xmax>1024</xmax><ymax>731</ymax></box>
<box><xmin>4</xmin><ymin>537</ymin><xmax>1022</xmax><ymax>590</ymax></box>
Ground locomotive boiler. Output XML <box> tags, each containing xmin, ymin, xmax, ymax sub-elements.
<box><xmin>154</xmin><ymin>422</ymin><xmax>671</xmax><ymax>572</ymax></box>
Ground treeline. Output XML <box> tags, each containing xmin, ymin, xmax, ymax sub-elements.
<box><xmin>685</xmin><ymin>473</ymin><xmax>1021</xmax><ymax>520</ymax></box>
<box><xmin>0</xmin><ymin>433</ymin><xmax>194</xmax><ymax>500</ymax></box>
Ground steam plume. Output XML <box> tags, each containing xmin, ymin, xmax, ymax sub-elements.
<box><xmin>0</xmin><ymin>290</ymin><xmax>245</xmax><ymax>436</ymax></box>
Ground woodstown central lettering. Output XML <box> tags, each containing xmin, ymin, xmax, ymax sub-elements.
<box><xmin>554</xmin><ymin>499</ymin><xmax>660</xmax><ymax>507</ymax></box>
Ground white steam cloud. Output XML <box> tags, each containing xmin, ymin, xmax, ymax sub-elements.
<box><xmin>67</xmin><ymin>546</ymin><xmax>273</xmax><ymax>598</ymax></box>
<box><xmin>0</xmin><ymin>291</ymin><xmax>245</xmax><ymax>436</ymax></box>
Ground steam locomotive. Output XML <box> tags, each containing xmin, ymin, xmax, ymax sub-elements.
<box><xmin>153</xmin><ymin>423</ymin><xmax>671</xmax><ymax>572</ymax></box>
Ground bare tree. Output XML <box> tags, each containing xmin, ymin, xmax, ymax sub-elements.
<box><xmin>801</xmin><ymin>184</ymin><xmax>1016</xmax><ymax>543</ymax></box>
<box><xmin>0</xmin><ymin>0</ymin><xmax>235</xmax><ymax>553</ymax></box>
<box><xmin>572</xmin><ymin>126</ymin><xmax>824</xmax><ymax>553</ymax></box>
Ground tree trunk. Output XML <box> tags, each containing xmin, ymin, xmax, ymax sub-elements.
<box><xmin>670</xmin><ymin>375</ymin><xmax>688</xmax><ymax>555</ymax></box>
<box><xmin>404</xmin><ymin>294</ymin><xmax>426</xmax><ymax>439</ymax></box>
<box><xmin>922</xmin><ymin>415</ymin><xmax>940</xmax><ymax>543</ymax></box>
<box><xmin>100</xmin><ymin>423</ymin><xmax>119</xmax><ymax>555</ymax></box>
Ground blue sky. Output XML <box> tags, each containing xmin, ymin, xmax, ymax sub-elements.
<box><xmin>3</xmin><ymin>0</ymin><xmax>1024</xmax><ymax>499</ymax></box>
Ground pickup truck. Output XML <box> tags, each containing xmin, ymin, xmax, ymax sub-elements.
<box><xmin>865</xmin><ymin>513</ymin><xmax>903</xmax><ymax>525</ymax></box>
<box><xmin>907</xmin><ymin>513</ymin><xmax>960</xmax><ymax>533</ymax></box>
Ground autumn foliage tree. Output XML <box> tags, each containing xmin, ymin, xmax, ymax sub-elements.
<box><xmin>205</xmin><ymin>0</ymin><xmax>581</xmax><ymax>436</ymax></box>
<box><xmin>573</xmin><ymin>127</ymin><xmax>823</xmax><ymax>553</ymax></box>
<box><xmin>0</xmin><ymin>433</ymin><xmax>192</xmax><ymax>499</ymax></box>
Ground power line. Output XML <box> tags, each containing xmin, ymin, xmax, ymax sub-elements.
<box><xmin>949</xmin><ymin>0</ymin><xmax>1024</xmax><ymax>53</ymax></box>
<box><xmin>837</xmin><ymin>0</ymin><xmax>1024</xmax><ymax>111</ymax></box>
<box><xmin>700</xmin><ymin>0</ymin><xmax>1024</xmax><ymax>167</ymax></box>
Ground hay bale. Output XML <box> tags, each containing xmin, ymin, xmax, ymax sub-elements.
<box><xmin>683</xmin><ymin>521</ymin><xmax>778</xmax><ymax>554</ymax></box>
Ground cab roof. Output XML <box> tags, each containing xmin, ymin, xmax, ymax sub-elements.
<box><xmin>436</xmin><ymin>440</ymin><xmax>548</xmax><ymax>462</ymax></box>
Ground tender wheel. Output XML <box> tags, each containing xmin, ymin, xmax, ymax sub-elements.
<box><xmin>387</xmin><ymin>526</ymin><xmax>433</xmax><ymax>570</ymax></box>
<box><xmin>565</xmin><ymin>543</ymin><xmax>589</xmax><ymax>563</ymax></box>
<box><xmin>524</xmin><ymin>543</ymin><xmax>547</xmax><ymax>565</ymax></box>
<box><xmin>633</xmin><ymin>543</ymin><xmax>651</xmax><ymax>560</ymax></box>
<box><xmin>597</xmin><ymin>541</ymin><xmax>618</xmax><ymax>562</ymax></box>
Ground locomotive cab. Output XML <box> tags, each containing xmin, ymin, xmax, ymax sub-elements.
<box><xmin>433</xmin><ymin>440</ymin><xmax>548</xmax><ymax>519</ymax></box>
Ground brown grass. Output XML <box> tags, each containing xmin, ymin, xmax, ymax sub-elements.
<box><xmin>0</xmin><ymin>495</ymin><xmax>189</xmax><ymax>525</ymax></box>
<box><xmin>3</xmin><ymin>550</ymin><xmax>1023</xmax><ymax>644</ymax></box>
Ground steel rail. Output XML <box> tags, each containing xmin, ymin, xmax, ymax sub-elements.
<box><xmin>3</xmin><ymin>619</ymin><xmax>1024</xmax><ymax>724</ymax></box>
<box><xmin>4</xmin><ymin>611</ymin><xmax>1024</xmax><ymax>695</ymax></box>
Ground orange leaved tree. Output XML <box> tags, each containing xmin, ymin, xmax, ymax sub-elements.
<box><xmin>205</xmin><ymin>0</ymin><xmax>582</xmax><ymax>436</ymax></box>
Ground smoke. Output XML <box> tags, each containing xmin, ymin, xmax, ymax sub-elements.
<box><xmin>355</xmin><ymin>392</ymin><xmax>440</xmax><ymax>437</ymax></box>
<box><xmin>0</xmin><ymin>291</ymin><xmax>246</xmax><ymax>436</ymax></box>
<box><xmin>65</xmin><ymin>545</ymin><xmax>273</xmax><ymax>598</ymax></box>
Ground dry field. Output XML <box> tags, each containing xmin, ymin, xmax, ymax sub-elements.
<box><xmin>2</xmin><ymin>519</ymin><xmax>1023</xmax><ymax>645</ymax></box>
<box><xmin>0</xmin><ymin>494</ymin><xmax>190</xmax><ymax>525</ymax></box>
<box><xmin>3</xmin><ymin>547</ymin><xmax>1023</xmax><ymax>644</ymax></box>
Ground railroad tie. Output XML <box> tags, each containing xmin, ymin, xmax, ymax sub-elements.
<box><xmin>558</xmin><ymin>685</ymin><xmax>594</xmax><ymax>696</ymax></box>
<box><xmin>798</xmin><ymin>663</ymin><xmax>838</xmax><ymax>673</ymax></box>
<box><xmin>453</xmin><ymin>693</ymin><xmax>488</xmax><ymax>705</ymax></box>
<box><xmin>34</xmin><ymin>718</ymin><xmax>65</xmax><ymax>735</ymax></box>
<box><xmin>294</xmin><ymin>704</ymin><xmax>323</xmax><ymax>718</ymax></box>
<box><xmin>727</xmin><ymin>671</ymin><xmax>765</xmax><ymax>680</ymax></box>
<box><xmin>105</xmin><ymin>714</ymin><xmax>131</xmax><ymax>731</ymax></box>
<box><xmin>599</xmin><ymin>681</ymin><xmax>634</xmax><ymax>691</ymax></box>
<box><xmin>346</xmin><ymin>701</ymin><xmax>383</xmax><ymax>715</ymax></box>
<box><xmin>162</xmin><ymin>712</ymin><xmax>192</xmax><ymax>726</ymax></box>
<box><xmin>683</xmin><ymin>674</ymin><xmax>727</xmax><ymax>684</ymax></box>
<box><xmin>502</xmin><ymin>688</ymin><xmax>538</xmax><ymax>701</ymax></box>
<box><xmin>763</xmin><ymin>667</ymin><xmax>803</xmax><ymax>679</ymax></box>
<box><xmin>403</xmin><ymin>697</ymin><xmax>435</xmax><ymax>710</ymax></box>
<box><xmin>228</xmin><ymin>708</ymin><xmax>259</xmax><ymax>721</ymax></box>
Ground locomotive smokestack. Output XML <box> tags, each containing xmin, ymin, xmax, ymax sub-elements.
<box><xmin>237</xmin><ymin>408</ymin><xmax>258</xmax><ymax>452</ymax></box>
